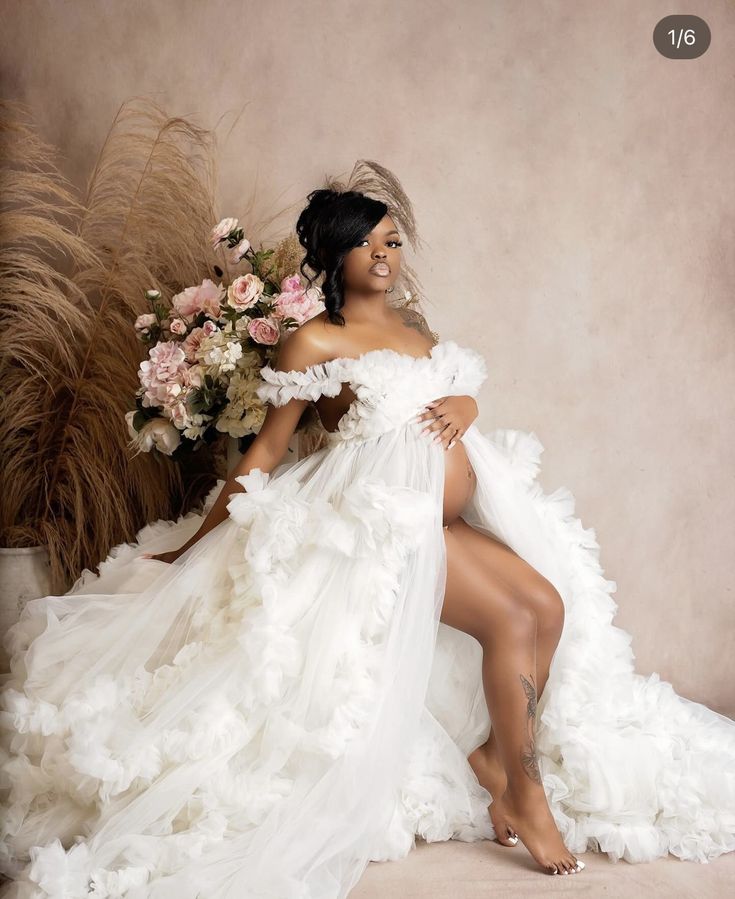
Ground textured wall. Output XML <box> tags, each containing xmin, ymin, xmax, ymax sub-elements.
<box><xmin>2</xmin><ymin>0</ymin><xmax>733</xmax><ymax>714</ymax></box>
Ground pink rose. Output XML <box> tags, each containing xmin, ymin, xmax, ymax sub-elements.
<box><xmin>181</xmin><ymin>327</ymin><xmax>205</xmax><ymax>361</ymax></box>
<box><xmin>169</xmin><ymin>318</ymin><xmax>187</xmax><ymax>336</ymax></box>
<box><xmin>202</xmin><ymin>320</ymin><xmax>218</xmax><ymax>336</ymax></box>
<box><xmin>247</xmin><ymin>316</ymin><xmax>280</xmax><ymax>345</ymax></box>
<box><xmin>227</xmin><ymin>273</ymin><xmax>264</xmax><ymax>312</ymax></box>
<box><xmin>172</xmin><ymin>278</ymin><xmax>224</xmax><ymax>320</ymax></box>
<box><xmin>280</xmin><ymin>274</ymin><xmax>302</xmax><ymax>293</ymax></box>
<box><xmin>210</xmin><ymin>217</ymin><xmax>239</xmax><ymax>247</ymax></box>
<box><xmin>272</xmin><ymin>285</ymin><xmax>325</xmax><ymax>326</ymax></box>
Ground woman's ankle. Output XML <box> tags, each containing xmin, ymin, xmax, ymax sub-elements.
<box><xmin>505</xmin><ymin>777</ymin><xmax>547</xmax><ymax>806</ymax></box>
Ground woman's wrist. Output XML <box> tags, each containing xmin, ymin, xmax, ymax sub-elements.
<box><xmin>184</xmin><ymin>445</ymin><xmax>281</xmax><ymax>549</ymax></box>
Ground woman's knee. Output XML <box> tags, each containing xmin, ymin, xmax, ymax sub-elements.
<box><xmin>527</xmin><ymin>578</ymin><xmax>565</xmax><ymax>634</ymax></box>
<box><xmin>476</xmin><ymin>596</ymin><xmax>538</xmax><ymax>648</ymax></box>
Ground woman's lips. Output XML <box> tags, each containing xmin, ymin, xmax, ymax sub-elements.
<box><xmin>369</xmin><ymin>264</ymin><xmax>390</xmax><ymax>276</ymax></box>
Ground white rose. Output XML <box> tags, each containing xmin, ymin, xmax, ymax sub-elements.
<box><xmin>210</xmin><ymin>217</ymin><xmax>239</xmax><ymax>247</ymax></box>
<box><xmin>134</xmin><ymin>313</ymin><xmax>157</xmax><ymax>331</ymax></box>
<box><xmin>128</xmin><ymin>416</ymin><xmax>181</xmax><ymax>455</ymax></box>
<box><xmin>169</xmin><ymin>318</ymin><xmax>187</xmax><ymax>336</ymax></box>
<box><xmin>229</xmin><ymin>237</ymin><xmax>251</xmax><ymax>264</ymax></box>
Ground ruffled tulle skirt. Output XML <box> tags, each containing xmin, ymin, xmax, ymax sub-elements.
<box><xmin>1</xmin><ymin>420</ymin><xmax>734</xmax><ymax>898</ymax></box>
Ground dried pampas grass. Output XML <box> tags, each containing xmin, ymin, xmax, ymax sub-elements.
<box><xmin>0</xmin><ymin>98</ymin><xmax>224</xmax><ymax>593</ymax></box>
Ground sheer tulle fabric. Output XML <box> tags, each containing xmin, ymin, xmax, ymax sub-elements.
<box><xmin>1</xmin><ymin>341</ymin><xmax>734</xmax><ymax>899</ymax></box>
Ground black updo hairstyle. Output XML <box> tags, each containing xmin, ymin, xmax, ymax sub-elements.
<box><xmin>295</xmin><ymin>188</ymin><xmax>389</xmax><ymax>327</ymax></box>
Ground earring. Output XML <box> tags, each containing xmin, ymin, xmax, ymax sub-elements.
<box><xmin>386</xmin><ymin>285</ymin><xmax>395</xmax><ymax>293</ymax></box>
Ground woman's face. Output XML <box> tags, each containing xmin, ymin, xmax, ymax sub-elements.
<box><xmin>342</xmin><ymin>214</ymin><xmax>403</xmax><ymax>293</ymax></box>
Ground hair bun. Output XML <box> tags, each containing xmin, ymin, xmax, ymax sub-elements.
<box><xmin>306</xmin><ymin>188</ymin><xmax>340</xmax><ymax>211</ymax></box>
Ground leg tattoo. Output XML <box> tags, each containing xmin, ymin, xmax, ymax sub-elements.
<box><xmin>519</xmin><ymin>673</ymin><xmax>542</xmax><ymax>785</ymax></box>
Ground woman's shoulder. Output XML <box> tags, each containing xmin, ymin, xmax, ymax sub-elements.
<box><xmin>256</xmin><ymin>319</ymin><xmax>348</xmax><ymax>407</ymax></box>
<box><xmin>271</xmin><ymin>314</ymin><xmax>337</xmax><ymax>374</ymax></box>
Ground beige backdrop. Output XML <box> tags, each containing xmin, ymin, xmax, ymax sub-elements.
<box><xmin>2</xmin><ymin>1</ymin><xmax>733</xmax><ymax>715</ymax></box>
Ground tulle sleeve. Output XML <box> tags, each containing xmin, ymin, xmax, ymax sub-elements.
<box><xmin>256</xmin><ymin>361</ymin><xmax>346</xmax><ymax>407</ymax></box>
<box><xmin>452</xmin><ymin>346</ymin><xmax>488</xmax><ymax>396</ymax></box>
<box><xmin>433</xmin><ymin>342</ymin><xmax>488</xmax><ymax>397</ymax></box>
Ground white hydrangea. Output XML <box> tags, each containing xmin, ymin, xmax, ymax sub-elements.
<box><xmin>195</xmin><ymin>332</ymin><xmax>243</xmax><ymax>374</ymax></box>
<box><xmin>215</xmin><ymin>370</ymin><xmax>267</xmax><ymax>438</ymax></box>
<box><xmin>216</xmin><ymin>404</ymin><xmax>266</xmax><ymax>439</ymax></box>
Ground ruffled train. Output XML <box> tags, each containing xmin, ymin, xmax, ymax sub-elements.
<box><xmin>1</xmin><ymin>421</ymin><xmax>734</xmax><ymax>898</ymax></box>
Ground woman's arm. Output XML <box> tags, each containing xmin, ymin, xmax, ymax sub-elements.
<box><xmin>144</xmin><ymin>331</ymin><xmax>331</xmax><ymax>563</ymax></box>
<box><xmin>143</xmin><ymin>399</ymin><xmax>308</xmax><ymax>563</ymax></box>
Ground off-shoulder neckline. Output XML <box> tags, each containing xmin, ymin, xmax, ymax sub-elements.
<box><xmin>262</xmin><ymin>340</ymin><xmax>453</xmax><ymax>378</ymax></box>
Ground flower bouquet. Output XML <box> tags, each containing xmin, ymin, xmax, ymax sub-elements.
<box><xmin>126</xmin><ymin>217</ymin><xmax>325</xmax><ymax>458</ymax></box>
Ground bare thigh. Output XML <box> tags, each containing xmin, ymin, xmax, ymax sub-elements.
<box><xmin>440</xmin><ymin>516</ymin><xmax>564</xmax><ymax>639</ymax></box>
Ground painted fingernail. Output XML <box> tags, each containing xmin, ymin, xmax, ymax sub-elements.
<box><xmin>420</xmin><ymin>428</ymin><xmax>429</xmax><ymax>436</ymax></box>
<box><xmin>432</xmin><ymin>434</ymin><xmax>441</xmax><ymax>444</ymax></box>
<box><xmin>447</xmin><ymin>440</ymin><xmax>455</xmax><ymax>450</ymax></box>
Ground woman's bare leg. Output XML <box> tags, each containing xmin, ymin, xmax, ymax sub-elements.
<box><xmin>441</xmin><ymin>518</ymin><xmax>580</xmax><ymax>875</ymax></box>
<box><xmin>450</xmin><ymin>518</ymin><xmax>565</xmax><ymax>828</ymax></box>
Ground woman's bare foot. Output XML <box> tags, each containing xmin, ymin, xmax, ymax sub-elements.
<box><xmin>499</xmin><ymin>784</ymin><xmax>584</xmax><ymax>875</ymax></box>
<box><xmin>468</xmin><ymin>733</ymin><xmax>517</xmax><ymax>847</ymax></box>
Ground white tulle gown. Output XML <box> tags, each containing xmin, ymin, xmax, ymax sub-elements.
<box><xmin>1</xmin><ymin>340</ymin><xmax>734</xmax><ymax>898</ymax></box>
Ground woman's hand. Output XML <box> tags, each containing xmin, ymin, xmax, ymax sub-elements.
<box><xmin>140</xmin><ymin>549</ymin><xmax>181</xmax><ymax>565</ymax></box>
<box><xmin>415</xmin><ymin>395</ymin><xmax>478</xmax><ymax>450</ymax></box>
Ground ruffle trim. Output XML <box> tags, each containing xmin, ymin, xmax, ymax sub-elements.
<box><xmin>431</xmin><ymin>341</ymin><xmax>488</xmax><ymax>398</ymax></box>
<box><xmin>255</xmin><ymin>340</ymin><xmax>489</xmax><ymax>409</ymax></box>
<box><xmin>256</xmin><ymin>361</ymin><xmax>345</xmax><ymax>407</ymax></box>
<box><xmin>1</xmin><ymin>469</ymin><xmax>437</xmax><ymax>893</ymax></box>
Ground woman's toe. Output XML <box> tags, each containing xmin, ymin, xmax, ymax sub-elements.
<box><xmin>496</xmin><ymin>827</ymin><xmax>518</xmax><ymax>846</ymax></box>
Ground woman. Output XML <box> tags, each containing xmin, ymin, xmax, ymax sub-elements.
<box><xmin>159</xmin><ymin>190</ymin><xmax>577</xmax><ymax>875</ymax></box>
<box><xmin>1</xmin><ymin>188</ymin><xmax>733</xmax><ymax>897</ymax></box>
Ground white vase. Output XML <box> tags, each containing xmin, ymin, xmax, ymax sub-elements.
<box><xmin>0</xmin><ymin>545</ymin><xmax>52</xmax><ymax>671</ymax></box>
<box><xmin>226</xmin><ymin>433</ymin><xmax>300</xmax><ymax>474</ymax></box>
